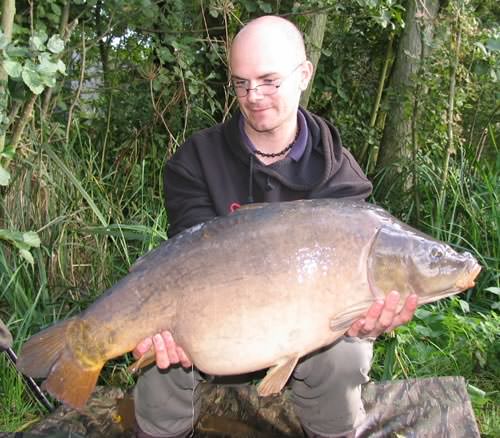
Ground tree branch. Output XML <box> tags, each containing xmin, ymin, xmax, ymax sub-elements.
<box><xmin>65</xmin><ymin>30</ymin><xmax>86</xmax><ymax>143</ymax></box>
<box><xmin>8</xmin><ymin>92</ymin><xmax>37</xmax><ymax>161</ymax></box>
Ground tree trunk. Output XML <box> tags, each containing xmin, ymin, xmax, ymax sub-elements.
<box><xmin>300</xmin><ymin>13</ymin><xmax>327</xmax><ymax>110</ymax></box>
<box><xmin>359</xmin><ymin>34</ymin><xmax>394</xmax><ymax>169</ymax></box>
<box><xmin>95</xmin><ymin>0</ymin><xmax>110</xmax><ymax>89</ymax></box>
<box><xmin>0</xmin><ymin>0</ymin><xmax>16</xmax><ymax>153</ymax></box>
<box><xmin>376</xmin><ymin>0</ymin><xmax>441</xmax><ymax>176</ymax></box>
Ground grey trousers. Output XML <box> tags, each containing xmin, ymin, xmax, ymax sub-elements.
<box><xmin>134</xmin><ymin>337</ymin><xmax>373</xmax><ymax>438</ymax></box>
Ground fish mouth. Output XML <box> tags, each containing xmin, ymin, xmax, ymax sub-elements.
<box><xmin>418</xmin><ymin>261</ymin><xmax>482</xmax><ymax>306</ymax></box>
<box><xmin>455</xmin><ymin>262</ymin><xmax>482</xmax><ymax>290</ymax></box>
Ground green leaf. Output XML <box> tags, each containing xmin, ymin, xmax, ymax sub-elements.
<box><xmin>22</xmin><ymin>231</ymin><xmax>41</xmax><ymax>248</ymax></box>
<box><xmin>50</xmin><ymin>2</ymin><xmax>62</xmax><ymax>15</ymax></box>
<box><xmin>0</xmin><ymin>145</ymin><xmax>15</xmax><ymax>160</ymax></box>
<box><xmin>485</xmin><ymin>287</ymin><xmax>500</xmax><ymax>296</ymax></box>
<box><xmin>47</xmin><ymin>34</ymin><xmax>64</xmax><ymax>54</ymax></box>
<box><xmin>0</xmin><ymin>31</ymin><xmax>9</xmax><ymax>50</ymax></box>
<box><xmin>22</xmin><ymin>65</ymin><xmax>45</xmax><ymax>94</ymax></box>
<box><xmin>486</xmin><ymin>37</ymin><xmax>500</xmax><ymax>52</ymax></box>
<box><xmin>467</xmin><ymin>384</ymin><xmax>486</xmax><ymax>399</ymax></box>
<box><xmin>0</xmin><ymin>165</ymin><xmax>10</xmax><ymax>186</ymax></box>
<box><xmin>47</xmin><ymin>13</ymin><xmax>60</xmax><ymax>24</ymax></box>
<box><xmin>0</xmin><ymin>229</ymin><xmax>20</xmax><ymax>242</ymax></box>
<box><xmin>242</xmin><ymin>0</ymin><xmax>257</xmax><ymax>12</ymax></box>
<box><xmin>415</xmin><ymin>308</ymin><xmax>433</xmax><ymax>319</ymax></box>
<box><xmin>6</xmin><ymin>46</ymin><xmax>30</xmax><ymax>58</ymax></box>
<box><xmin>30</xmin><ymin>31</ymin><xmax>48</xmax><ymax>51</ymax></box>
<box><xmin>37</xmin><ymin>53</ymin><xmax>60</xmax><ymax>75</ymax></box>
<box><xmin>43</xmin><ymin>75</ymin><xmax>56</xmax><ymax>88</ymax></box>
<box><xmin>474</xmin><ymin>42</ymin><xmax>488</xmax><ymax>56</ymax></box>
<box><xmin>19</xmin><ymin>248</ymin><xmax>34</xmax><ymax>265</ymax></box>
<box><xmin>208</xmin><ymin>7</ymin><xmax>219</xmax><ymax>18</ymax></box>
<box><xmin>413</xmin><ymin>325</ymin><xmax>436</xmax><ymax>338</ymax></box>
<box><xmin>257</xmin><ymin>0</ymin><xmax>272</xmax><ymax>13</ymax></box>
<box><xmin>3</xmin><ymin>58</ymin><xmax>23</xmax><ymax>78</ymax></box>
<box><xmin>56</xmin><ymin>59</ymin><xmax>66</xmax><ymax>74</ymax></box>
<box><xmin>156</xmin><ymin>47</ymin><xmax>174</xmax><ymax>63</ymax></box>
<box><xmin>458</xmin><ymin>299</ymin><xmax>470</xmax><ymax>313</ymax></box>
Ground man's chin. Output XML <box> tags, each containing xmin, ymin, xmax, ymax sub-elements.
<box><xmin>245</xmin><ymin>118</ymin><xmax>277</xmax><ymax>134</ymax></box>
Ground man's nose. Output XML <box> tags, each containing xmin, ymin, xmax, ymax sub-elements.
<box><xmin>246</xmin><ymin>86</ymin><xmax>264</xmax><ymax>102</ymax></box>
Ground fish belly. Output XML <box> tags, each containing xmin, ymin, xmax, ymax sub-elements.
<box><xmin>174</xmin><ymin>280</ymin><xmax>368</xmax><ymax>375</ymax></box>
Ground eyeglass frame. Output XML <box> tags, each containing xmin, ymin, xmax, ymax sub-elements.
<box><xmin>229</xmin><ymin>61</ymin><xmax>306</xmax><ymax>98</ymax></box>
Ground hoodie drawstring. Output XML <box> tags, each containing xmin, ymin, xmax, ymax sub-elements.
<box><xmin>248</xmin><ymin>154</ymin><xmax>254</xmax><ymax>203</ymax></box>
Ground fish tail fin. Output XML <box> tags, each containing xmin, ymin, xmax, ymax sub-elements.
<box><xmin>17</xmin><ymin>319</ymin><xmax>76</xmax><ymax>378</ymax></box>
<box><xmin>17</xmin><ymin>319</ymin><xmax>103</xmax><ymax>410</ymax></box>
<box><xmin>43</xmin><ymin>349</ymin><xmax>102</xmax><ymax>410</ymax></box>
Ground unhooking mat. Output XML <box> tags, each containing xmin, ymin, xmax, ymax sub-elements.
<box><xmin>0</xmin><ymin>376</ymin><xmax>481</xmax><ymax>437</ymax></box>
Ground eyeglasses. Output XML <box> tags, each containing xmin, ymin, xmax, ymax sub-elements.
<box><xmin>230</xmin><ymin>62</ymin><xmax>305</xmax><ymax>98</ymax></box>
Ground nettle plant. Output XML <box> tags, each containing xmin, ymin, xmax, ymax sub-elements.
<box><xmin>1</xmin><ymin>30</ymin><xmax>65</xmax><ymax>95</ymax></box>
<box><xmin>0</xmin><ymin>30</ymin><xmax>65</xmax><ymax>264</ymax></box>
<box><xmin>0</xmin><ymin>30</ymin><xmax>65</xmax><ymax>179</ymax></box>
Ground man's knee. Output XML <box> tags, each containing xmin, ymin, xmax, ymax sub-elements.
<box><xmin>290</xmin><ymin>338</ymin><xmax>373</xmax><ymax>436</ymax></box>
<box><xmin>134</xmin><ymin>366</ymin><xmax>203</xmax><ymax>437</ymax></box>
<box><xmin>293</xmin><ymin>337</ymin><xmax>373</xmax><ymax>389</ymax></box>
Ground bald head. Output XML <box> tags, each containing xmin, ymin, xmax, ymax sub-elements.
<box><xmin>228</xmin><ymin>16</ymin><xmax>313</xmax><ymax>138</ymax></box>
<box><xmin>230</xmin><ymin>16</ymin><xmax>307</xmax><ymax>73</ymax></box>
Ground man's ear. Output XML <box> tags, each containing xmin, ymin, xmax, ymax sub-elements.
<box><xmin>299</xmin><ymin>60</ymin><xmax>314</xmax><ymax>90</ymax></box>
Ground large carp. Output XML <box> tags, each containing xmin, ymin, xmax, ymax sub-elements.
<box><xmin>17</xmin><ymin>199</ymin><xmax>480</xmax><ymax>409</ymax></box>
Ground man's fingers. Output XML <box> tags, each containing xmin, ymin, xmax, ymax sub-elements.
<box><xmin>398</xmin><ymin>294</ymin><xmax>418</xmax><ymax>324</ymax></box>
<box><xmin>376</xmin><ymin>291</ymin><xmax>400</xmax><ymax>330</ymax></box>
<box><xmin>153</xmin><ymin>334</ymin><xmax>171</xmax><ymax>369</ymax></box>
<box><xmin>163</xmin><ymin>331</ymin><xmax>180</xmax><ymax>364</ymax></box>
<box><xmin>133</xmin><ymin>337</ymin><xmax>153</xmax><ymax>359</ymax></box>
<box><xmin>177</xmin><ymin>347</ymin><xmax>192</xmax><ymax>368</ymax></box>
<box><xmin>383</xmin><ymin>293</ymin><xmax>418</xmax><ymax>333</ymax></box>
<box><xmin>358</xmin><ymin>299</ymin><xmax>384</xmax><ymax>333</ymax></box>
<box><xmin>346</xmin><ymin>319</ymin><xmax>365</xmax><ymax>337</ymax></box>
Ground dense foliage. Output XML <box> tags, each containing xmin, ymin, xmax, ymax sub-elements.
<box><xmin>0</xmin><ymin>0</ymin><xmax>498</xmax><ymax>434</ymax></box>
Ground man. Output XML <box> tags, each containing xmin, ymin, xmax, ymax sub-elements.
<box><xmin>133</xmin><ymin>15</ymin><xmax>417</xmax><ymax>438</ymax></box>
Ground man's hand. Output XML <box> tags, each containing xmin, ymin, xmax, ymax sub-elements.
<box><xmin>132</xmin><ymin>331</ymin><xmax>192</xmax><ymax>369</ymax></box>
<box><xmin>347</xmin><ymin>291</ymin><xmax>418</xmax><ymax>338</ymax></box>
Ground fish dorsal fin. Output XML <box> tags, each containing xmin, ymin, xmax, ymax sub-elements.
<box><xmin>129</xmin><ymin>239</ymin><xmax>171</xmax><ymax>273</ymax></box>
<box><xmin>257</xmin><ymin>353</ymin><xmax>300</xmax><ymax>397</ymax></box>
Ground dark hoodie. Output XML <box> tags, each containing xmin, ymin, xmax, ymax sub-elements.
<box><xmin>164</xmin><ymin>108</ymin><xmax>372</xmax><ymax>237</ymax></box>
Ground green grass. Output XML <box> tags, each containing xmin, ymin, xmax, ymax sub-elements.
<box><xmin>370</xmin><ymin>144</ymin><xmax>499</xmax><ymax>436</ymax></box>
<box><xmin>0</xmin><ymin>126</ymin><xmax>169</xmax><ymax>431</ymax></box>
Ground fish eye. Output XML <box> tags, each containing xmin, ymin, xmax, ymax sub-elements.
<box><xmin>430</xmin><ymin>246</ymin><xmax>443</xmax><ymax>260</ymax></box>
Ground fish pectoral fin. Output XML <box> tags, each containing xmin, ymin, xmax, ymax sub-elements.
<box><xmin>257</xmin><ymin>354</ymin><xmax>300</xmax><ymax>397</ymax></box>
<box><xmin>330</xmin><ymin>301</ymin><xmax>372</xmax><ymax>333</ymax></box>
<box><xmin>43</xmin><ymin>349</ymin><xmax>102</xmax><ymax>410</ymax></box>
<box><xmin>128</xmin><ymin>347</ymin><xmax>156</xmax><ymax>374</ymax></box>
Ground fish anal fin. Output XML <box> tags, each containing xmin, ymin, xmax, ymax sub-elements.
<box><xmin>43</xmin><ymin>349</ymin><xmax>102</xmax><ymax>410</ymax></box>
<box><xmin>257</xmin><ymin>354</ymin><xmax>300</xmax><ymax>397</ymax></box>
<box><xmin>17</xmin><ymin>319</ymin><xmax>76</xmax><ymax>378</ymax></box>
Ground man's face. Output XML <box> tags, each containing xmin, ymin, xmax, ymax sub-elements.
<box><xmin>229</xmin><ymin>33</ymin><xmax>311</xmax><ymax>135</ymax></box>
